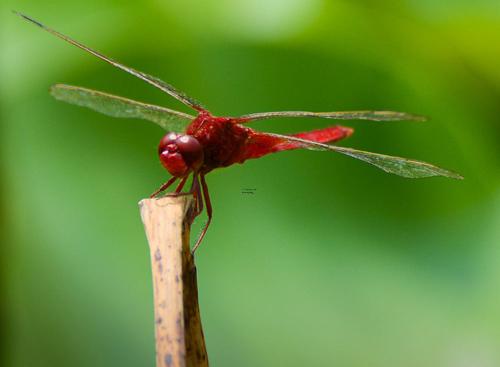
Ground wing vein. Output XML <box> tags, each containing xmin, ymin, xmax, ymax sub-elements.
<box><xmin>265</xmin><ymin>132</ymin><xmax>463</xmax><ymax>179</ymax></box>
<box><xmin>51</xmin><ymin>84</ymin><xmax>194</xmax><ymax>132</ymax></box>
<box><xmin>240</xmin><ymin>110</ymin><xmax>426</xmax><ymax>122</ymax></box>
<box><xmin>15</xmin><ymin>12</ymin><xmax>205</xmax><ymax>111</ymax></box>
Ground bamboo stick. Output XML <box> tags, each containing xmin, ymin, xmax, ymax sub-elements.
<box><xmin>139</xmin><ymin>196</ymin><xmax>208</xmax><ymax>367</ymax></box>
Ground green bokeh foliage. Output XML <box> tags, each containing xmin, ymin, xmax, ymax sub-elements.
<box><xmin>1</xmin><ymin>1</ymin><xmax>499</xmax><ymax>366</ymax></box>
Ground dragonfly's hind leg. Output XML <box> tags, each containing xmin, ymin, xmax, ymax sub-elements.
<box><xmin>194</xmin><ymin>175</ymin><xmax>204</xmax><ymax>216</ymax></box>
<box><xmin>188</xmin><ymin>173</ymin><xmax>206</xmax><ymax>220</ymax></box>
<box><xmin>191</xmin><ymin>174</ymin><xmax>212</xmax><ymax>254</ymax></box>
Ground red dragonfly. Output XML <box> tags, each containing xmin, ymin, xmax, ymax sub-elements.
<box><xmin>17</xmin><ymin>13</ymin><xmax>462</xmax><ymax>253</ymax></box>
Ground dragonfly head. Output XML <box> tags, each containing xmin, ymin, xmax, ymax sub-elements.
<box><xmin>158</xmin><ymin>133</ymin><xmax>204</xmax><ymax>177</ymax></box>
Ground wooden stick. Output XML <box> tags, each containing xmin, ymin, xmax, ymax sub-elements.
<box><xmin>139</xmin><ymin>196</ymin><xmax>209</xmax><ymax>367</ymax></box>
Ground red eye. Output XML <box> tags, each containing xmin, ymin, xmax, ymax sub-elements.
<box><xmin>159</xmin><ymin>150</ymin><xmax>189</xmax><ymax>177</ymax></box>
<box><xmin>176</xmin><ymin>135</ymin><xmax>201</xmax><ymax>155</ymax></box>
<box><xmin>176</xmin><ymin>135</ymin><xmax>204</xmax><ymax>170</ymax></box>
<box><xmin>157</xmin><ymin>134</ymin><xmax>204</xmax><ymax>175</ymax></box>
<box><xmin>158</xmin><ymin>132</ymin><xmax>179</xmax><ymax>154</ymax></box>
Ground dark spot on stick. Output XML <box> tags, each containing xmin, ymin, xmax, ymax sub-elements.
<box><xmin>164</xmin><ymin>353</ymin><xmax>173</xmax><ymax>367</ymax></box>
<box><xmin>155</xmin><ymin>248</ymin><xmax>162</xmax><ymax>261</ymax></box>
<box><xmin>155</xmin><ymin>317</ymin><xmax>163</xmax><ymax>325</ymax></box>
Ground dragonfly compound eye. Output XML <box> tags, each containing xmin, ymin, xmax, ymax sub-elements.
<box><xmin>176</xmin><ymin>135</ymin><xmax>204</xmax><ymax>170</ymax></box>
<box><xmin>158</xmin><ymin>134</ymin><xmax>204</xmax><ymax>177</ymax></box>
<box><xmin>158</xmin><ymin>132</ymin><xmax>179</xmax><ymax>154</ymax></box>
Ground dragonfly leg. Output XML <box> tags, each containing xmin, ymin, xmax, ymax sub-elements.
<box><xmin>191</xmin><ymin>174</ymin><xmax>212</xmax><ymax>254</ymax></box>
<box><xmin>163</xmin><ymin>175</ymin><xmax>192</xmax><ymax>197</ymax></box>
<box><xmin>189</xmin><ymin>172</ymin><xmax>199</xmax><ymax>194</ymax></box>
<box><xmin>175</xmin><ymin>175</ymin><xmax>188</xmax><ymax>193</ymax></box>
<box><xmin>150</xmin><ymin>176</ymin><xmax>177</xmax><ymax>198</ymax></box>
<box><xmin>187</xmin><ymin>173</ymin><xmax>203</xmax><ymax>219</ymax></box>
<box><xmin>195</xmin><ymin>179</ymin><xmax>204</xmax><ymax>215</ymax></box>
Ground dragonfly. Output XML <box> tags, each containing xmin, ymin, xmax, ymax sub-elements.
<box><xmin>16</xmin><ymin>12</ymin><xmax>463</xmax><ymax>253</ymax></box>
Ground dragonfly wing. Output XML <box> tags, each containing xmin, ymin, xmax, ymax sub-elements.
<box><xmin>240</xmin><ymin>110</ymin><xmax>426</xmax><ymax>122</ymax></box>
<box><xmin>15</xmin><ymin>12</ymin><xmax>205</xmax><ymax>111</ymax></box>
<box><xmin>265</xmin><ymin>133</ymin><xmax>463</xmax><ymax>179</ymax></box>
<box><xmin>51</xmin><ymin>84</ymin><xmax>194</xmax><ymax>132</ymax></box>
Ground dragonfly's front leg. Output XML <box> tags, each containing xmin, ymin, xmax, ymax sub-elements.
<box><xmin>150</xmin><ymin>176</ymin><xmax>177</xmax><ymax>198</ymax></box>
<box><xmin>175</xmin><ymin>175</ymin><xmax>188</xmax><ymax>193</ymax></box>
<box><xmin>151</xmin><ymin>174</ymin><xmax>193</xmax><ymax>198</ymax></box>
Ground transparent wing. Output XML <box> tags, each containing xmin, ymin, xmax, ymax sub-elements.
<box><xmin>265</xmin><ymin>133</ymin><xmax>463</xmax><ymax>179</ymax></box>
<box><xmin>240</xmin><ymin>110</ymin><xmax>426</xmax><ymax>122</ymax></box>
<box><xmin>51</xmin><ymin>84</ymin><xmax>194</xmax><ymax>132</ymax></box>
<box><xmin>15</xmin><ymin>12</ymin><xmax>205</xmax><ymax>111</ymax></box>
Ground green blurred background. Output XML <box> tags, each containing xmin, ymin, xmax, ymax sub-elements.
<box><xmin>1</xmin><ymin>0</ymin><xmax>499</xmax><ymax>366</ymax></box>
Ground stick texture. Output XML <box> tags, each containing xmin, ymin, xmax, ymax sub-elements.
<box><xmin>139</xmin><ymin>196</ymin><xmax>208</xmax><ymax>367</ymax></box>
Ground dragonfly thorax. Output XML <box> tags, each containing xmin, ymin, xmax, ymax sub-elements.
<box><xmin>158</xmin><ymin>132</ymin><xmax>204</xmax><ymax>177</ymax></box>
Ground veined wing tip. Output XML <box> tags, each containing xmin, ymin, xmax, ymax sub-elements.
<box><xmin>385</xmin><ymin>111</ymin><xmax>427</xmax><ymax>122</ymax></box>
<box><xmin>49</xmin><ymin>84</ymin><xmax>70</xmax><ymax>98</ymax></box>
<box><xmin>50</xmin><ymin>83</ymin><xmax>66</xmax><ymax>89</ymax></box>
<box><xmin>451</xmin><ymin>172</ymin><xmax>464</xmax><ymax>180</ymax></box>
<box><xmin>402</xmin><ymin>112</ymin><xmax>427</xmax><ymax>122</ymax></box>
<box><xmin>438</xmin><ymin>169</ymin><xmax>463</xmax><ymax>180</ymax></box>
<box><xmin>414</xmin><ymin>114</ymin><xmax>428</xmax><ymax>122</ymax></box>
<box><xmin>49</xmin><ymin>84</ymin><xmax>59</xmax><ymax>92</ymax></box>
<box><xmin>50</xmin><ymin>84</ymin><xmax>78</xmax><ymax>92</ymax></box>
<box><xmin>13</xmin><ymin>11</ymin><xmax>47</xmax><ymax>30</ymax></box>
<box><xmin>13</xmin><ymin>10</ymin><xmax>31</xmax><ymax>20</ymax></box>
